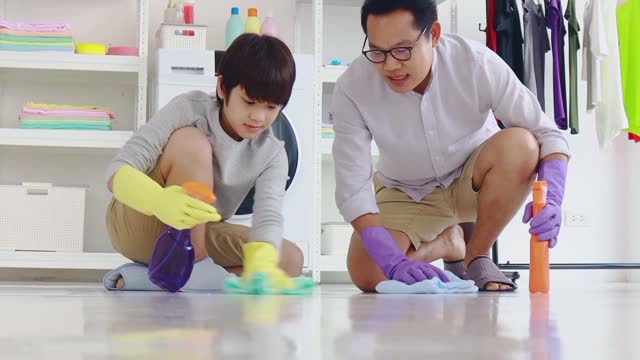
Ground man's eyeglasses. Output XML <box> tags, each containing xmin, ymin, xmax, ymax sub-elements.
<box><xmin>361</xmin><ymin>25</ymin><xmax>429</xmax><ymax>64</ymax></box>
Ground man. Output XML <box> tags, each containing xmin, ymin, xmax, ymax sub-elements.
<box><xmin>331</xmin><ymin>0</ymin><xmax>569</xmax><ymax>292</ymax></box>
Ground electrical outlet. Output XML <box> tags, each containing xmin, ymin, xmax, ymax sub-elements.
<box><xmin>565</xmin><ymin>210</ymin><xmax>590</xmax><ymax>227</ymax></box>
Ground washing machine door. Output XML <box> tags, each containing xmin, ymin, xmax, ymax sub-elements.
<box><xmin>234</xmin><ymin>111</ymin><xmax>299</xmax><ymax>216</ymax></box>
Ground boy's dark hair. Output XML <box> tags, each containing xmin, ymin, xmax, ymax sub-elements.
<box><xmin>217</xmin><ymin>33</ymin><xmax>296</xmax><ymax>108</ymax></box>
<box><xmin>361</xmin><ymin>0</ymin><xmax>438</xmax><ymax>35</ymax></box>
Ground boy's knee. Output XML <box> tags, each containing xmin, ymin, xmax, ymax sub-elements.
<box><xmin>166</xmin><ymin>127</ymin><xmax>212</xmax><ymax>162</ymax></box>
<box><xmin>280</xmin><ymin>240</ymin><xmax>304</xmax><ymax>277</ymax></box>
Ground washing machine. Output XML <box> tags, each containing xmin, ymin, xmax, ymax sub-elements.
<box><xmin>153</xmin><ymin>49</ymin><xmax>315</xmax><ymax>268</ymax></box>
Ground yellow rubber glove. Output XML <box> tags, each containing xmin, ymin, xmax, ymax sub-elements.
<box><xmin>242</xmin><ymin>242</ymin><xmax>293</xmax><ymax>290</ymax></box>
<box><xmin>112</xmin><ymin>165</ymin><xmax>221</xmax><ymax>229</ymax></box>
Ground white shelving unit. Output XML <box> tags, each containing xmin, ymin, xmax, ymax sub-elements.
<box><xmin>0</xmin><ymin>52</ymin><xmax>142</xmax><ymax>73</ymax></box>
<box><xmin>0</xmin><ymin>0</ymin><xmax>149</xmax><ymax>270</ymax></box>
<box><xmin>0</xmin><ymin>129</ymin><xmax>133</xmax><ymax>148</ymax></box>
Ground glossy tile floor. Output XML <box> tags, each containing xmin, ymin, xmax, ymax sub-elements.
<box><xmin>0</xmin><ymin>280</ymin><xmax>639</xmax><ymax>359</ymax></box>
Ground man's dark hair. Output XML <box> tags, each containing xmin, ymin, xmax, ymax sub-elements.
<box><xmin>361</xmin><ymin>0</ymin><xmax>438</xmax><ymax>34</ymax></box>
<box><xmin>217</xmin><ymin>33</ymin><xmax>296</xmax><ymax>108</ymax></box>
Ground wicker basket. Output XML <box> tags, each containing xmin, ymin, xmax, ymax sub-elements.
<box><xmin>0</xmin><ymin>183</ymin><xmax>86</xmax><ymax>252</ymax></box>
<box><xmin>159</xmin><ymin>23</ymin><xmax>207</xmax><ymax>49</ymax></box>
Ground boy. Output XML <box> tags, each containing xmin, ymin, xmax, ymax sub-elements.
<box><xmin>105</xmin><ymin>34</ymin><xmax>303</xmax><ymax>290</ymax></box>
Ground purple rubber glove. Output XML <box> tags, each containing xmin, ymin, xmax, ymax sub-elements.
<box><xmin>522</xmin><ymin>159</ymin><xmax>568</xmax><ymax>248</ymax></box>
<box><xmin>360</xmin><ymin>226</ymin><xmax>449</xmax><ymax>284</ymax></box>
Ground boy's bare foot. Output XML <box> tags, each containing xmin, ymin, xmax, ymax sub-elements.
<box><xmin>116</xmin><ymin>277</ymin><xmax>125</xmax><ymax>289</ymax></box>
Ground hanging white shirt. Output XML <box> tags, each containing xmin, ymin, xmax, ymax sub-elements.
<box><xmin>582</xmin><ymin>0</ymin><xmax>608</xmax><ymax>111</ymax></box>
<box><xmin>331</xmin><ymin>34</ymin><xmax>570</xmax><ymax>223</ymax></box>
<box><xmin>595</xmin><ymin>0</ymin><xmax>629</xmax><ymax>148</ymax></box>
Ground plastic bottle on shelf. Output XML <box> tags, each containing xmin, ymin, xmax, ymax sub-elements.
<box><xmin>226</xmin><ymin>7</ymin><xmax>244</xmax><ymax>47</ymax></box>
<box><xmin>175</xmin><ymin>0</ymin><xmax>184</xmax><ymax>24</ymax></box>
<box><xmin>245</xmin><ymin>7</ymin><xmax>261</xmax><ymax>34</ymax></box>
<box><xmin>260</xmin><ymin>11</ymin><xmax>277</xmax><ymax>37</ymax></box>
<box><xmin>184</xmin><ymin>0</ymin><xmax>195</xmax><ymax>24</ymax></box>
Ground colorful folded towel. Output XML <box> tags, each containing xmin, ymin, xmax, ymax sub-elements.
<box><xmin>0</xmin><ymin>28</ymin><xmax>73</xmax><ymax>37</ymax></box>
<box><xmin>0</xmin><ymin>34</ymin><xmax>73</xmax><ymax>43</ymax></box>
<box><xmin>19</xmin><ymin>102</ymin><xmax>114</xmax><ymax>131</ymax></box>
<box><xmin>0</xmin><ymin>20</ymin><xmax>71</xmax><ymax>32</ymax></box>
<box><xmin>0</xmin><ymin>44</ymin><xmax>74</xmax><ymax>52</ymax></box>
<box><xmin>20</xmin><ymin>123</ymin><xmax>112</xmax><ymax>130</ymax></box>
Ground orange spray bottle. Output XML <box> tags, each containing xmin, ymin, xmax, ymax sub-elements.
<box><xmin>529</xmin><ymin>181</ymin><xmax>549</xmax><ymax>293</ymax></box>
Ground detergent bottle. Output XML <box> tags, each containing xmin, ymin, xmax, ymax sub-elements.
<box><xmin>245</xmin><ymin>7</ymin><xmax>261</xmax><ymax>34</ymax></box>
<box><xmin>260</xmin><ymin>11</ymin><xmax>278</xmax><ymax>37</ymax></box>
<box><xmin>148</xmin><ymin>182</ymin><xmax>216</xmax><ymax>292</ymax></box>
<box><xmin>225</xmin><ymin>6</ymin><xmax>244</xmax><ymax>47</ymax></box>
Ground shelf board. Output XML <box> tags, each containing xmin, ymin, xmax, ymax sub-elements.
<box><xmin>0</xmin><ymin>129</ymin><xmax>133</xmax><ymax>149</ymax></box>
<box><xmin>0</xmin><ymin>251</ymin><xmax>129</xmax><ymax>270</ymax></box>
<box><xmin>0</xmin><ymin>51</ymin><xmax>142</xmax><ymax>73</ymax></box>
<box><xmin>321</xmin><ymin>66</ymin><xmax>347</xmax><ymax>83</ymax></box>
<box><xmin>321</xmin><ymin>137</ymin><xmax>379</xmax><ymax>156</ymax></box>
<box><xmin>319</xmin><ymin>255</ymin><xmax>347</xmax><ymax>272</ymax></box>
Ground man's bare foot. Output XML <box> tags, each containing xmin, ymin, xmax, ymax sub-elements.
<box><xmin>408</xmin><ymin>225</ymin><xmax>466</xmax><ymax>264</ymax></box>
<box><xmin>441</xmin><ymin>225</ymin><xmax>466</xmax><ymax>262</ymax></box>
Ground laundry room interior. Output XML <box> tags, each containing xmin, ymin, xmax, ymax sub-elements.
<box><xmin>0</xmin><ymin>0</ymin><xmax>639</xmax><ymax>359</ymax></box>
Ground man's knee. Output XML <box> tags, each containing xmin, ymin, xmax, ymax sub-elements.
<box><xmin>347</xmin><ymin>232</ymin><xmax>384</xmax><ymax>293</ymax></box>
<box><xmin>496</xmin><ymin>128</ymin><xmax>539</xmax><ymax>178</ymax></box>
<box><xmin>280</xmin><ymin>240</ymin><xmax>304</xmax><ymax>277</ymax></box>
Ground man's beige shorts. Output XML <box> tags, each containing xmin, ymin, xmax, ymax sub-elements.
<box><xmin>374</xmin><ymin>146</ymin><xmax>483</xmax><ymax>250</ymax></box>
<box><xmin>106</xmin><ymin>165</ymin><xmax>247</xmax><ymax>266</ymax></box>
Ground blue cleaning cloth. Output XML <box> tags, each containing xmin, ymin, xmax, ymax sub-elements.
<box><xmin>375</xmin><ymin>270</ymin><xmax>478</xmax><ymax>294</ymax></box>
<box><xmin>103</xmin><ymin>257</ymin><xmax>235</xmax><ymax>292</ymax></box>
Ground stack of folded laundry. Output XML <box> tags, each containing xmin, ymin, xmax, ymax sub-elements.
<box><xmin>0</xmin><ymin>20</ymin><xmax>74</xmax><ymax>52</ymax></box>
<box><xmin>19</xmin><ymin>102</ymin><xmax>113</xmax><ymax>130</ymax></box>
<box><xmin>322</xmin><ymin>122</ymin><xmax>335</xmax><ymax>139</ymax></box>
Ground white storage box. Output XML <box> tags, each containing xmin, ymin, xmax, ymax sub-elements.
<box><xmin>0</xmin><ymin>182</ymin><xmax>87</xmax><ymax>252</ymax></box>
<box><xmin>321</xmin><ymin>222</ymin><xmax>353</xmax><ymax>256</ymax></box>
<box><xmin>159</xmin><ymin>23</ymin><xmax>207</xmax><ymax>49</ymax></box>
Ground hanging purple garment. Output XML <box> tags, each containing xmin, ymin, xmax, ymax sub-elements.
<box><xmin>547</xmin><ymin>0</ymin><xmax>567</xmax><ymax>130</ymax></box>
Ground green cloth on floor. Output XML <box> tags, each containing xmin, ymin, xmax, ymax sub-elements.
<box><xmin>223</xmin><ymin>272</ymin><xmax>317</xmax><ymax>295</ymax></box>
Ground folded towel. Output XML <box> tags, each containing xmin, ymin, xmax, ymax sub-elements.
<box><xmin>0</xmin><ymin>34</ymin><xmax>73</xmax><ymax>43</ymax></box>
<box><xmin>0</xmin><ymin>20</ymin><xmax>71</xmax><ymax>32</ymax></box>
<box><xmin>25</xmin><ymin>102</ymin><xmax>114</xmax><ymax>115</ymax></box>
<box><xmin>0</xmin><ymin>39</ymin><xmax>73</xmax><ymax>46</ymax></box>
<box><xmin>375</xmin><ymin>271</ymin><xmax>479</xmax><ymax>294</ymax></box>
<box><xmin>103</xmin><ymin>257</ymin><xmax>235</xmax><ymax>292</ymax></box>
<box><xmin>21</xmin><ymin>109</ymin><xmax>113</xmax><ymax>118</ymax></box>
<box><xmin>20</xmin><ymin>123</ymin><xmax>111</xmax><ymax>130</ymax></box>
<box><xmin>20</xmin><ymin>116</ymin><xmax>112</xmax><ymax>122</ymax></box>
<box><xmin>0</xmin><ymin>28</ymin><xmax>73</xmax><ymax>37</ymax></box>
<box><xmin>0</xmin><ymin>44</ymin><xmax>74</xmax><ymax>51</ymax></box>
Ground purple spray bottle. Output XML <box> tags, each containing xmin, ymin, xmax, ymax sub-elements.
<box><xmin>148</xmin><ymin>182</ymin><xmax>216</xmax><ymax>292</ymax></box>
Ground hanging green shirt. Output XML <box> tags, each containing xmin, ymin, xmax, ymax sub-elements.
<box><xmin>565</xmin><ymin>0</ymin><xmax>580</xmax><ymax>134</ymax></box>
<box><xmin>617</xmin><ymin>0</ymin><xmax>640</xmax><ymax>136</ymax></box>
